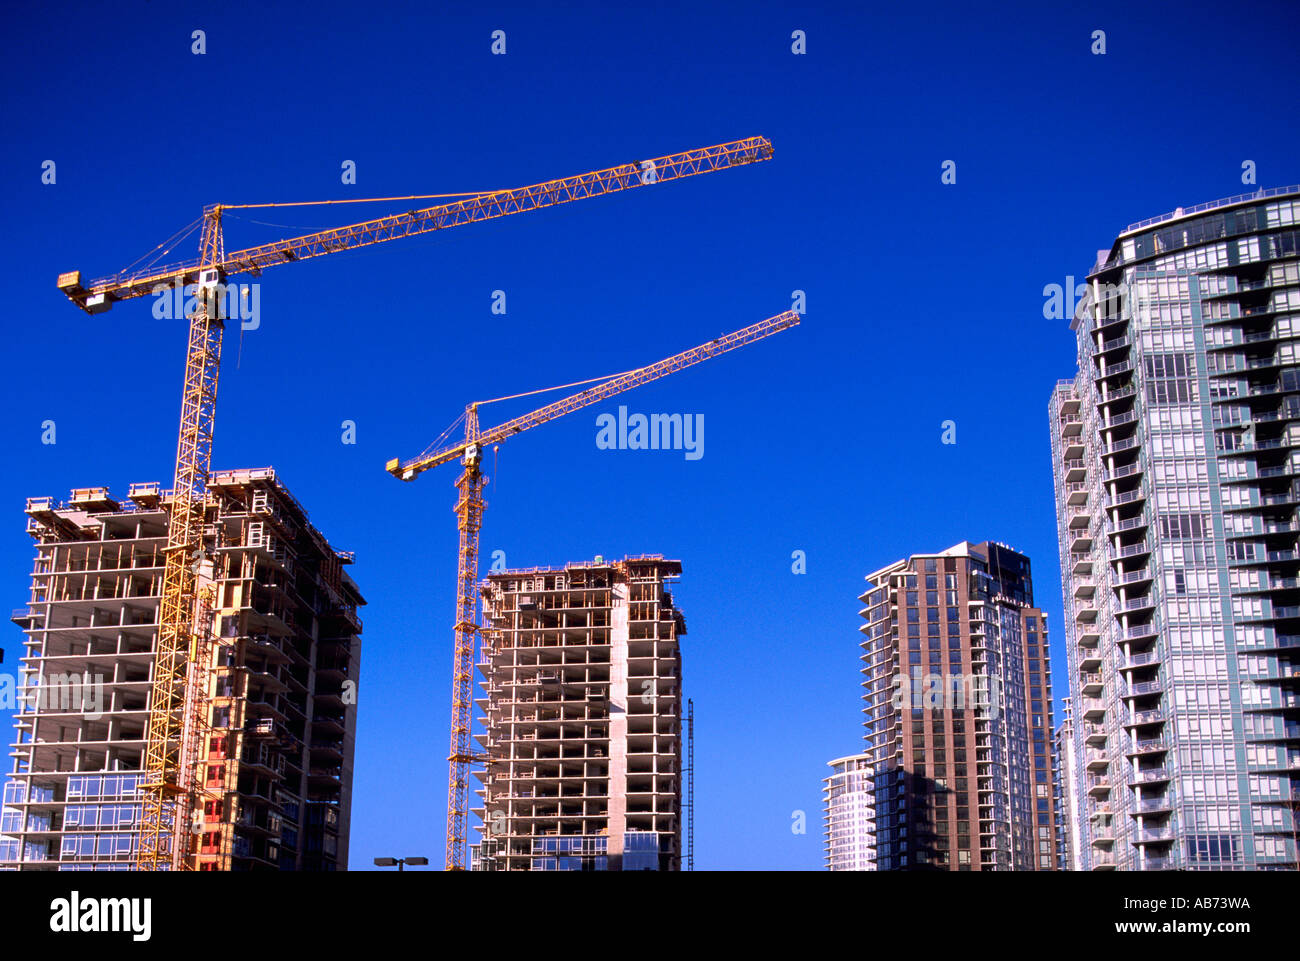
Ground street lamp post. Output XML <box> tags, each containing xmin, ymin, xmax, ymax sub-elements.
<box><xmin>373</xmin><ymin>856</ymin><xmax>429</xmax><ymax>872</ymax></box>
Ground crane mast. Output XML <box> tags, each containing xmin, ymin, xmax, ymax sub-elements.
<box><xmin>56</xmin><ymin>137</ymin><xmax>772</xmax><ymax>871</ymax></box>
<box><xmin>449</xmin><ymin>404</ymin><xmax>485</xmax><ymax>874</ymax></box>
<box><xmin>387</xmin><ymin>310</ymin><xmax>801</xmax><ymax>869</ymax></box>
<box><xmin>138</xmin><ymin>210</ymin><xmax>226</xmax><ymax>869</ymax></box>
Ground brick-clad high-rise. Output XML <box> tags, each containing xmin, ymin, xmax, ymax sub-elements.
<box><xmin>858</xmin><ymin>541</ymin><xmax>1059</xmax><ymax>870</ymax></box>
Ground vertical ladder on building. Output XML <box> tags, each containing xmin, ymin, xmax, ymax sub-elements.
<box><xmin>685</xmin><ymin>698</ymin><xmax>695</xmax><ymax>871</ymax></box>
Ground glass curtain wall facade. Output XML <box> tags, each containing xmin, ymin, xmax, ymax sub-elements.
<box><xmin>823</xmin><ymin>753</ymin><xmax>876</xmax><ymax>870</ymax></box>
<box><xmin>1051</xmin><ymin>187</ymin><xmax>1300</xmax><ymax>870</ymax></box>
<box><xmin>858</xmin><ymin>541</ymin><xmax>1059</xmax><ymax>871</ymax></box>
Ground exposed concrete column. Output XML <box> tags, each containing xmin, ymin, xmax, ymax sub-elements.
<box><xmin>608</xmin><ymin>580</ymin><xmax>629</xmax><ymax>867</ymax></box>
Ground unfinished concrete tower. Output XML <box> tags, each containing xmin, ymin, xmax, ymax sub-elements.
<box><xmin>0</xmin><ymin>468</ymin><xmax>363</xmax><ymax>870</ymax></box>
<box><xmin>470</xmin><ymin>555</ymin><xmax>685</xmax><ymax>871</ymax></box>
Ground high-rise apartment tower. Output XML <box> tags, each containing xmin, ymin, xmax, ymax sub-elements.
<box><xmin>470</xmin><ymin>555</ymin><xmax>684</xmax><ymax>871</ymax></box>
<box><xmin>0</xmin><ymin>469</ymin><xmax>364</xmax><ymax>870</ymax></box>
<box><xmin>858</xmin><ymin>541</ymin><xmax>1059</xmax><ymax>870</ymax></box>
<box><xmin>823</xmin><ymin>753</ymin><xmax>876</xmax><ymax>870</ymax></box>
<box><xmin>1050</xmin><ymin>186</ymin><xmax>1300</xmax><ymax>870</ymax></box>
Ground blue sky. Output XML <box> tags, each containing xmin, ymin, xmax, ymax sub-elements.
<box><xmin>1</xmin><ymin>0</ymin><xmax>1297</xmax><ymax>870</ymax></box>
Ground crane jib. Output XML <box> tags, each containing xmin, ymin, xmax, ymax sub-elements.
<box><xmin>390</xmin><ymin>309</ymin><xmax>800</xmax><ymax>478</ymax></box>
<box><xmin>58</xmin><ymin>137</ymin><xmax>773</xmax><ymax>311</ymax></box>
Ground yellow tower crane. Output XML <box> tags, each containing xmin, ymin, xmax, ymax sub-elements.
<box><xmin>386</xmin><ymin>309</ymin><xmax>801</xmax><ymax>870</ymax></box>
<box><xmin>55</xmin><ymin>137</ymin><xmax>774</xmax><ymax>870</ymax></box>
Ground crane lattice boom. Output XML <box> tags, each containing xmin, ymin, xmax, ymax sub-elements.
<box><xmin>56</xmin><ymin>137</ymin><xmax>773</xmax><ymax>312</ymax></box>
<box><xmin>389</xmin><ymin>310</ymin><xmax>801</xmax><ymax>480</ymax></box>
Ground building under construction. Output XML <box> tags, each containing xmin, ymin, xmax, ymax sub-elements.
<box><xmin>470</xmin><ymin>555</ymin><xmax>686</xmax><ymax>871</ymax></box>
<box><xmin>0</xmin><ymin>468</ymin><xmax>363</xmax><ymax>870</ymax></box>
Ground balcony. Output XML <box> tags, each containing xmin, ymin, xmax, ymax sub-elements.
<box><xmin>1131</xmin><ymin>796</ymin><xmax>1173</xmax><ymax>815</ymax></box>
<box><xmin>1108</xmin><ymin>515</ymin><xmax>1150</xmax><ymax>538</ymax></box>
<box><xmin>1122</xmin><ymin>679</ymin><xmax>1163</xmax><ymax>699</ymax></box>
<box><xmin>1080</xmin><ymin>672</ymin><xmax>1104</xmax><ymax>696</ymax></box>
<box><xmin>1086</xmin><ymin>773</ymin><xmax>1111</xmax><ymax>797</ymax></box>
<box><xmin>1103</xmin><ymin>436</ymin><xmax>1141</xmax><ymax>457</ymax></box>
<box><xmin>1122</xmin><ymin>709</ymin><xmax>1164</xmax><ymax>728</ymax></box>
<box><xmin>1081</xmin><ymin>697</ymin><xmax>1106</xmax><ymax>720</ymax></box>
<box><xmin>1084</xmin><ymin>747</ymin><xmax>1109</xmax><ymax>771</ymax></box>
<box><xmin>1101</xmin><ymin>408</ymin><xmax>1139</xmax><ymax>429</ymax></box>
<box><xmin>1115</xmin><ymin>566</ymin><xmax>1153</xmax><ymax>586</ymax></box>
<box><xmin>1063</xmin><ymin>459</ymin><xmax>1087</xmax><ymax>482</ymax></box>
<box><xmin>1103</xmin><ymin>462</ymin><xmax>1144</xmax><ymax>483</ymax></box>
<box><xmin>1136</xmin><ymin>826</ymin><xmax>1177</xmax><ymax>844</ymax></box>
<box><xmin>1125</xmin><ymin>737</ymin><xmax>1170</xmax><ymax>758</ymax></box>
<box><xmin>1106</xmin><ymin>488</ymin><xmax>1145</xmax><ymax>509</ymax></box>
<box><xmin>1121</xmin><ymin>650</ymin><xmax>1161</xmax><ymax>670</ymax></box>
<box><xmin>1122</xmin><ymin>622</ymin><xmax>1159</xmax><ymax>641</ymax></box>
<box><xmin>1080</xmin><ymin>650</ymin><xmax>1103</xmax><ymax>672</ymax></box>
<box><xmin>1140</xmin><ymin>854</ymin><xmax>1177</xmax><ymax>870</ymax></box>
<box><xmin>1083</xmin><ymin>722</ymin><xmax>1108</xmax><ymax>746</ymax></box>
<box><xmin>1112</xmin><ymin>598</ymin><xmax>1154</xmax><ymax>618</ymax></box>
<box><xmin>10</xmin><ymin>608</ymin><xmax>40</xmax><ymax>627</ymax></box>
<box><xmin>1246</xmin><ymin>721</ymin><xmax>1300</xmax><ymax>743</ymax></box>
<box><xmin>1095</xmin><ymin>360</ymin><xmax>1133</xmax><ymax>380</ymax></box>
<box><xmin>1111</xmin><ymin>540</ymin><xmax>1152</xmax><ymax>561</ymax></box>
<box><xmin>328</xmin><ymin>605</ymin><xmax>363</xmax><ymax>635</ymax></box>
<box><xmin>1098</xmin><ymin>334</ymin><xmax>1131</xmax><ymax>355</ymax></box>
<box><xmin>244</xmin><ymin>718</ymin><xmax>276</xmax><ymax>737</ymax></box>
<box><xmin>1236</xmin><ymin>575</ymin><xmax>1300</xmax><ymax>595</ymax></box>
<box><xmin>1130</xmin><ymin>767</ymin><xmax>1172</xmax><ymax>785</ymax></box>
<box><xmin>1237</xmin><ymin>604</ymin><xmax>1300</xmax><ymax>624</ymax></box>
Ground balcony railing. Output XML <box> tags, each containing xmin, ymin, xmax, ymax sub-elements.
<box><xmin>1120</xmin><ymin>184</ymin><xmax>1300</xmax><ymax>234</ymax></box>
<box><xmin>1132</xmin><ymin>797</ymin><xmax>1172</xmax><ymax>814</ymax></box>
<box><xmin>1121</xmin><ymin>653</ymin><xmax>1161</xmax><ymax>671</ymax></box>
<box><xmin>1131</xmin><ymin>767</ymin><xmax>1171</xmax><ymax>783</ymax></box>
<box><xmin>1128</xmin><ymin>737</ymin><xmax>1169</xmax><ymax>755</ymax></box>
<box><xmin>1123</xmin><ymin>680</ymin><xmax>1163</xmax><ymax>697</ymax></box>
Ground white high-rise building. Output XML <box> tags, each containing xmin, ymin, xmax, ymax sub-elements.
<box><xmin>823</xmin><ymin>753</ymin><xmax>875</xmax><ymax>870</ymax></box>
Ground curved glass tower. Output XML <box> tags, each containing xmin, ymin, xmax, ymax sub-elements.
<box><xmin>1051</xmin><ymin>187</ymin><xmax>1300</xmax><ymax>870</ymax></box>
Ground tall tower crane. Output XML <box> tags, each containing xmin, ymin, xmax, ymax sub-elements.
<box><xmin>386</xmin><ymin>309</ymin><xmax>801</xmax><ymax>869</ymax></box>
<box><xmin>54</xmin><ymin>137</ymin><xmax>774</xmax><ymax>871</ymax></box>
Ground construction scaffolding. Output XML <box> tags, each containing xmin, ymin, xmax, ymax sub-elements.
<box><xmin>471</xmin><ymin>556</ymin><xmax>685</xmax><ymax>871</ymax></box>
<box><xmin>0</xmin><ymin>470</ymin><xmax>364</xmax><ymax>871</ymax></box>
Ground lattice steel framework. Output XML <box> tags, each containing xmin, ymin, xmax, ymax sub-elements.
<box><xmin>686</xmin><ymin>698</ymin><xmax>695</xmax><ymax>871</ymax></box>
<box><xmin>447</xmin><ymin>406</ymin><xmax>485</xmax><ymax>870</ymax></box>
<box><xmin>57</xmin><ymin>138</ymin><xmax>774</xmax><ymax>312</ymax></box>
<box><xmin>137</xmin><ymin>211</ymin><xmax>225</xmax><ymax>870</ymax></box>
